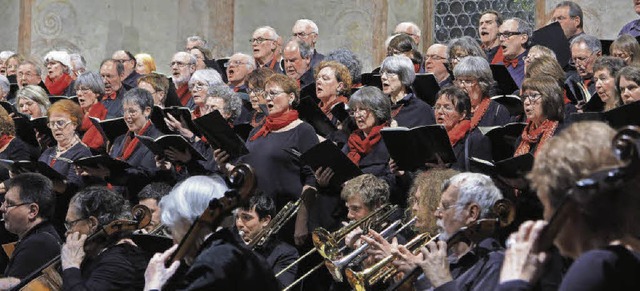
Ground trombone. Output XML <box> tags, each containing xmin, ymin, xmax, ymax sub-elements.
<box><xmin>247</xmin><ymin>198</ymin><xmax>301</xmax><ymax>249</ymax></box>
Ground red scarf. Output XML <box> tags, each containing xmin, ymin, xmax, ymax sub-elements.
<box><xmin>177</xmin><ymin>84</ymin><xmax>192</xmax><ymax>107</ymax></box>
<box><xmin>491</xmin><ymin>46</ymin><xmax>504</xmax><ymax>65</ymax></box>
<box><xmin>413</xmin><ymin>63</ymin><xmax>421</xmax><ymax>73</ymax></box>
<box><xmin>250</xmin><ymin>110</ymin><xmax>299</xmax><ymax>141</ymax></box>
<box><xmin>44</xmin><ymin>73</ymin><xmax>73</xmax><ymax>96</ymax></box>
<box><xmin>319</xmin><ymin>96</ymin><xmax>348</xmax><ymax>115</ymax></box>
<box><xmin>470</xmin><ymin>98</ymin><xmax>491</xmax><ymax>130</ymax></box>
<box><xmin>347</xmin><ymin>124</ymin><xmax>385</xmax><ymax>165</ymax></box>
<box><xmin>0</xmin><ymin>134</ymin><xmax>14</xmax><ymax>150</ymax></box>
<box><xmin>503</xmin><ymin>57</ymin><xmax>519</xmax><ymax>68</ymax></box>
<box><xmin>514</xmin><ymin>119</ymin><xmax>559</xmax><ymax>157</ymax></box>
<box><xmin>192</xmin><ymin>106</ymin><xmax>203</xmax><ymax>119</ymax></box>
<box><xmin>118</xmin><ymin>121</ymin><xmax>152</xmax><ymax>161</ymax></box>
<box><xmin>447</xmin><ymin>120</ymin><xmax>471</xmax><ymax>146</ymax></box>
<box><xmin>81</xmin><ymin>102</ymin><xmax>108</xmax><ymax>151</ymax></box>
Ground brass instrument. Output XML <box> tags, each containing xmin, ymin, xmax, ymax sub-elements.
<box><xmin>324</xmin><ymin>216</ymin><xmax>417</xmax><ymax>282</ymax></box>
<box><xmin>344</xmin><ymin>232</ymin><xmax>433</xmax><ymax>291</ymax></box>
<box><xmin>247</xmin><ymin>198</ymin><xmax>301</xmax><ymax>249</ymax></box>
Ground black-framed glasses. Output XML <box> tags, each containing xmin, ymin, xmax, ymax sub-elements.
<box><xmin>1</xmin><ymin>201</ymin><xmax>31</xmax><ymax>210</ymax></box>
<box><xmin>292</xmin><ymin>32</ymin><xmax>315</xmax><ymax>38</ymax></box>
<box><xmin>64</xmin><ymin>217</ymin><xmax>87</xmax><ymax>230</ymax></box>
<box><xmin>497</xmin><ymin>31</ymin><xmax>523</xmax><ymax>39</ymax></box>
<box><xmin>249</xmin><ymin>37</ymin><xmax>275</xmax><ymax>44</ymax></box>
<box><xmin>522</xmin><ymin>93</ymin><xmax>543</xmax><ymax>103</ymax></box>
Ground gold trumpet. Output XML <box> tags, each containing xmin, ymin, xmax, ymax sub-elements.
<box><xmin>345</xmin><ymin>232</ymin><xmax>434</xmax><ymax>291</ymax></box>
<box><xmin>247</xmin><ymin>198</ymin><xmax>301</xmax><ymax>249</ymax></box>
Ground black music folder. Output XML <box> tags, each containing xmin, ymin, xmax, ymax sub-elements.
<box><xmin>149</xmin><ymin>105</ymin><xmax>199</xmax><ymax>136</ymax></box>
<box><xmin>380</xmin><ymin>124</ymin><xmax>456</xmax><ymax>171</ymax></box>
<box><xmin>295</xmin><ymin>96</ymin><xmax>337</xmax><ymax>137</ymax></box>
<box><xmin>193</xmin><ymin>110</ymin><xmax>248</xmax><ymax>158</ymax></box>
<box><xmin>49</xmin><ymin>95</ymin><xmax>79</xmax><ymax>104</ymax></box>
<box><xmin>478</xmin><ymin>122</ymin><xmax>526</xmax><ymax>161</ymax></box>
<box><xmin>137</xmin><ymin>134</ymin><xmax>205</xmax><ymax>161</ymax></box>
<box><xmin>490</xmin><ymin>65</ymin><xmax>519</xmax><ymax>95</ymax></box>
<box><xmin>469</xmin><ymin>153</ymin><xmax>534</xmax><ymax>179</ymax></box>
<box><xmin>0</xmin><ymin>159</ymin><xmax>65</xmax><ymax>181</ymax></box>
<box><xmin>412</xmin><ymin>73</ymin><xmax>440</xmax><ymax>106</ymax></box>
<box><xmin>300</xmin><ymin>140</ymin><xmax>363</xmax><ymax>189</ymax></box>
<box><xmin>89</xmin><ymin>116</ymin><xmax>128</xmax><ymax>144</ymax></box>
<box><xmin>73</xmin><ymin>154</ymin><xmax>132</xmax><ymax>173</ymax></box>
<box><xmin>531</xmin><ymin>21</ymin><xmax>571</xmax><ymax>68</ymax></box>
<box><xmin>582</xmin><ymin>92</ymin><xmax>605</xmax><ymax>112</ymax></box>
<box><xmin>490</xmin><ymin>95</ymin><xmax>523</xmax><ymax>116</ymax></box>
<box><xmin>568</xmin><ymin>100</ymin><xmax>640</xmax><ymax>128</ymax></box>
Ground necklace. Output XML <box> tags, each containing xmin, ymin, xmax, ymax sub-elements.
<box><xmin>56</xmin><ymin>136</ymin><xmax>80</xmax><ymax>154</ymax></box>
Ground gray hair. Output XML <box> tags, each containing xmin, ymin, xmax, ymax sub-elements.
<box><xmin>507</xmin><ymin>17</ymin><xmax>533</xmax><ymax>48</ymax></box>
<box><xmin>16</xmin><ymin>85</ymin><xmax>50</xmax><ymax>115</ymax></box>
<box><xmin>349</xmin><ymin>86</ymin><xmax>391</xmax><ymax>125</ymax></box>
<box><xmin>454</xmin><ymin>56</ymin><xmax>496</xmax><ymax>97</ymax></box>
<box><xmin>570</xmin><ymin>34</ymin><xmax>602</xmax><ymax>54</ymax></box>
<box><xmin>444</xmin><ymin>172</ymin><xmax>503</xmax><ymax>219</ymax></box>
<box><xmin>447</xmin><ymin>36</ymin><xmax>487</xmax><ymax>60</ymax></box>
<box><xmin>0</xmin><ymin>75</ymin><xmax>9</xmax><ymax>97</ymax></box>
<box><xmin>556</xmin><ymin>1</ymin><xmax>584</xmax><ymax>29</ymax></box>
<box><xmin>395</xmin><ymin>22</ymin><xmax>421</xmax><ymax>37</ymax></box>
<box><xmin>69</xmin><ymin>53</ymin><xmax>86</xmax><ymax>71</ymax></box>
<box><xmin>189</xmin><ymin>69</ymin><xmax>224</xmax><ymax>88</ymax></box>
<box><xmin>122</xmin><ymin>87</ymin><xmax>154</xmax><ymax>111</ymax></box>
<box><xmin>256</xmin><ymin>26</ymin><xmax>279</xmax><ymax>41</ymax></box>
<box><xmin>231</xmin><ymin>53</ymin><xmax>256</xmax><ymax>71</ymax></box>
<box><xmin>295</xmin><ymin>19</ymin><xmax>319</xmax><ymax>34</ymax></box>
<box><xmin>19</xmin><ymin>60</ymin><xmax>43</xmax><ymax>76</ymax></box>
<box><xmin>75</xmin><ymin>71</ymin><xmax>105</xmax><ymax>96</ymax></box>
<box><xmin>160</xmin><ymin>175</ymin><xmax>227</xmax><ymax>231</ymax></box>
<box><xmin>380</xmin><ymin>55</ymin><xmax>415</xmax><ymax>87</ymax></box>
<box><xmin>326</xmin><ymin>48</ymin><xmax>363</xmax><ymax>84</ymax></box>
<box><xmin>187</xmin><ymin>35</ymin><xmax>207</xmax><ymax>47</ymax></box>
<box><xmin>0</xmin><ymin>51</ymin><xmax>15</xmax><ymax>60</ymax></box>
<box><xmin>101</xmin><ymin>59</ymin><xmax>124</xmax><ymax>76</ymax></box>
<box><xmin>287</xmin><ymin>38</ymin><xmax>313</xmax><ymax>59</ymax></box>
<box><xmin>207</xmin><ymin>85</ymin><xmax>242</xmax><ymax>122</ymax></box>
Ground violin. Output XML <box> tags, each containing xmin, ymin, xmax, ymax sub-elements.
<box><xmin>166</xmin><ymin>163</ymin><xmax>256</xmax><ymax>266</ymax></box>
<box><xmin>10</xmin><ymin>205</ymin><xmax>152</xmax><ymax>291</ymax></box>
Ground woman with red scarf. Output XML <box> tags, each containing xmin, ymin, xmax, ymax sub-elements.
<box><xmin>75</xmin><ymin>72</ymin><xmax>108</xmax><ymax>153</ymax></box>
<box><xmin>434</xmin><ymin>86</ymin><xmax>492</xmax><ymax>172</ymax></box>
<box><xmin>0</xmin><ymin>107</ymin><xmax>39</xmax><ymax>182</ymax></box>
<box><xmin>514</xmin><ymin>76</ymin><xmax>564</xmax><ymax>157</ymax></box>
<box><xmin>315</xmin><ymin>61</ymin><xmax>352</xmax><ymax>125</ymax></box>
<box><xmin>43</xmin><ymin>50</ymin><xmax>75</xmax><ymax>96</ymax></box>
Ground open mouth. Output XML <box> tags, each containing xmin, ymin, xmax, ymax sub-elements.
<box><xmin>436</xmin><ymin>116</ymin><xmax>445</xmax><ymax>124</ymax></box>
<box><xmin>480</xmin><ymin>31</ymin><xmax>489</xmax><ymax>36</ymax></box>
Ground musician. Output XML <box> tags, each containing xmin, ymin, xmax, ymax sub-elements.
<box><xmin>137</xmin><ymin>182</ymin><xmax>172</xmax><ymax>234</ymax></box>
<box><xmin>391</xmin><ymin>172</ymin><xmax>504</xmax><ymax>290</ymax></box>
<box><xmin>380</xmin><ymin>55</ymin><xmax>435</xmax><ymax>128</ymax></box>
<box><xmin>499</xmin><ymin>121</ymin><xmax>640</xmax><ymax>289</ymax></box>
<box><xmin>143</xmin><ymin>175</ymin><xmax>280</xmax><ymax>290</ymax></box>
<box><xmin>61</xmin><ymin>186</ymin><xmax>150</xmax><ymax>290</ymax></box>
<box><xmin>409</xmin><ymin>169</ymin><xmax>459</xmax><ymax>235</ymax></box>
<box><xmin>0</xmin><ymin>173</ymin><xmax>60</xmax><ymax>288</ymax></box>
<box><xmin>236</xmin><ymin>195</ymin><xmax>299</xmax><ymax>288</ymax></box>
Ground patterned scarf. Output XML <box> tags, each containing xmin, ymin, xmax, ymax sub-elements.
<box><xmin>347</xmin><ymin>124</ymin><xmax>385</xmax><ymax>165</ymax></box>
<box><xmin>514</xmin><ymin>119</ymin><xmax>559</xmax><ymax>157</ymax></box>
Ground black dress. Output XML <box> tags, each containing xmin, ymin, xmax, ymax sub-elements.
<box><xmin>0</xmin><ymin>137</ymin><xmax>40</xmax><ymax>181</ymax></box>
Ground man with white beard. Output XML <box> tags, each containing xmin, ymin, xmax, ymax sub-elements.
<box><xmin>170</xmin><ymin>52</ymin><xmax>197</xmax><ymax>109</ymax></box>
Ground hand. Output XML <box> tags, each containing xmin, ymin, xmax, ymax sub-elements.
<box><xmin>155</xmin><ymin>155</ymin><xmax>172</xmax><ymax>171</ymax></box>
<box><xmin>79</xmin><ymin>164</ymin><xmax>110</xmax><ymax>179</ymax></box>
<box><xmin>344</xmin><ymin>225</ymin><xmax>363</xmax><ymax>249</ymax></box>
<box><xmin>314</xmin><ymin>167</ymin><xmax>335</xmax><ymax>188</ymax></box>
<box><xmin>0</xmin><ymin>277</ymin><xmax>20</xmax><ymax>290</ymax></box>
<box><xmin>164</xmin><ymin>146</ymin><xmax>192</xmax><ymax>164</ymax></box>
<box><xmin>61</xmin><ymin>232</ymin><xmax>87</xmax><ymax>270</ymax></box>
<box><xmin>165</xmin><ymin>113</ymin><xmax>194</xmax><ymax>139</ymax></box>
<box><xmin>361</xmin><ymin>229</ymin><xmax>395</xmax><ymax>261</ymax></box>
<box><xmin>417</xmin><ymin>240</ymin><xmax>452</xmax><ymax>287</ymax></box>
<box><xmin>144</xmin><ymin>244</ymin><xmax>181</xmax><ymax>291</ymax></box>
<box><xmin>392</xmin><ymin>244</ymin><xmax>422</xmax><ymax>274</ymax></box>
<box><xmin>499</xmin><ymin>220</ymin><xmax>547</xmax><ymax>284</ymax></box>
<box><xmin>213</xmin><ymin>149</ymin><xmax>232</xmax><ymax>174</ymax></box>
<box><xmin>388</xmin><ymin>159</ymin><xmax>405</xmax><ymax>177</ymax></box>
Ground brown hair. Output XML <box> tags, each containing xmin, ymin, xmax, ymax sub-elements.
<box><xmin>246</xmin><ymin>67</ymin><xmax>276</xmax><ymax>90</ymax></box>
<box><xmin>408</xmin><ymin>168</ymin><xmax>459</xmax><ymax>234</ymax></box>
<box><xmin>610</xmin><ymin>34</ymin><xmax>640</xmax><ymax>66</ymax></box>
<box><xmin>264</xmin><ymin>74</ymin><xmax>300</xmax><ymax>106</ymax></box>
<box><xmin>521</xmin><ymin>76</ymin><xmax>565</xmax><ymax>122</ymax></box>
<box><xmin>341</xmin><ymin>174</ymin><xmax>390</xmax><ymax>212</ymax></box>
<box><xmin>47</xmin><ymin>99</ymin><xmax>84</xmax><ymax>130</ymax></box>
<box><xmin>0</xmin><ymin>106</ymin><xmax>15</xmax><ymax>136</ymax></box>
<box><xmin>525</xmin><ymin>55</ymin><xmax>565</xmax><ymax>85</ymax></box>
<box><xmin>314</xmin><ymin>61</ymin><xmax>353</xmax><ymax>97</ymax></box>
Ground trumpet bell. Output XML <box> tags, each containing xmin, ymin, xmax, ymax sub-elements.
<box><xmin>312</xmin><ymin>228</ymin><xmax>340</xmax><ymax>259</ymax></box>
<box><xmin>345</xmin><ymin>267</ymin><xmax>366</xmax><ymax>291</ymax></box>
<box><xmin>324</xmin><ymin>259</ymin><xmax>344</xmax><ymax>282</ymax></box>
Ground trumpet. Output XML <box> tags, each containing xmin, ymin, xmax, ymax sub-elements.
<box><xmin>345</xmin><ymin>232</ymin><xmax>435</xmax><ymax>291</ymax></box>
<box><xmin>324</xmin><ymin>216</ymin><xmax>417</xmax><ymax>282</ymax></box>
<box><xmin>247</xmin><ymin>198</ymin><xmax>301</xmax><ymax>249</ymax></box>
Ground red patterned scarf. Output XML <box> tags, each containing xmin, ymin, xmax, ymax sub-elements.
<box><xmin>514</xmin><ymin>119</ymin><xmax>559</xmax><ymax>157</ymax></box>
<box><xmin>250</xmin><ymin>110</ymin><xmax>299</xmax><ymax>141</ymax></box>
<box><xmin>44</xmin><ymin>73</ymin><xmax>73</xmax><ymax>96</ymax></box>
<box><xmin>176</xmin><ymin>84</ymin><xmax>192</xmax><ymax>107</ymax></box>
<box><xmin>347</xmin><ymin>124</ymin><xmax>385</xmax><ymax>165</ymax></box>
<box><xmin>0</xmin><ymin>134</ymin><xmax>14</xmax><ymax>150</ymax></box>
<box><xmin>81</xmin><ymin>102</ymin><xmax>108</xmax><ymax>151</ymax></box>
<box><xmin>469</xmin><ymin>97</ymin><xmax>491</xmax><ymax>130</ymax></box>
<box><xmin>319</xmin><ymin>96</ymin><xmax>348</xmax><ymax>119</ymax></box>
<box><xmin>447</xmin><ymin>120</ymin><xmax>471</xmax><ymax>146</ymax></box>
<box><xmin>118</xmin><ymin>121</ymin><xmax>152</xmax><ymax>161</ymax></box>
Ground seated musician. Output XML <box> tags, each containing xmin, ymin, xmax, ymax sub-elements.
<box><xmin>137</xmin><ymin>182</ymin><xmax>172</xmax><ymax>235</ymax></box>
<box><xmin>236</xmin><ymin>195</ymin><xmax>299</xmax><ymax>288</ymax></box>
<box><xmin>499</xmin><ymin>121</ymin><xmax>640</xmax><ymax>290</ymax></box>
<box><xmin>384</xmin><ymin>172</ymin><xmax>505</xmax><ymax>290</ymax></box>
<box><xmin>61</xmin><ymin>186</ymin><xmax>150</xmax><ymax>290</ymax></box>
<box><xmin>143</xmin><ymin>175</ymin><xmax>280</xmax><ymax>291</ymax></box>
<box><xmin>0</xmin><ymin>173</ymin><xmax>60</xmax><ymax>289</ymax></box>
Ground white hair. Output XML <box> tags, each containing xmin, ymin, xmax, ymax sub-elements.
<box><xmin>0</xmin><ymin>51</ymin><xmax>15</xmax><ymax>61</ymax></box>
<box><xmin>231</xmin><ymin>53</ymin><xmax>256</xmax><ymax>70</ymax></box>
<box><xmin>395</xmin><ymin>22</ymin><xmax>421</xmax><ymax>37</ymax></box>
<box><xmin>294</xmin><ymin>19</ymin><xmax>319</xmax><ymax>34</ymax></box>
<box><xmin>0</xmin><ymin>75</ymin><xmax>9</xmax><ymax>97</ymax></box>
<box><xmin>189</xmin><ymin>68</ymin><xmax>224</xmax><ymax>87</ymax></box>
<box><xmin>255</xmin><ymin>26</ymin><xmax>279</xmax><ymax>41</ymax></box>
<box><xmin>445</xmin><ymin>173</ymin><xmax>503</xmax><ymax>219</ymax></box>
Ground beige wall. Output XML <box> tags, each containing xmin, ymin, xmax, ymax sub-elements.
<box><xmin>0</xmin><ymin>0</ymin><xmax>636</xmax><ymax>75</ymax></box>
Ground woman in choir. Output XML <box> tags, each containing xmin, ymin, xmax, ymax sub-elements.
<box><xmin>186</xmin><ymin>69</ymin><xmax>223</xmax><ymax>118</ymax></box>
<box><xmin>15</xmin><ymin>85</ymin><xmax>50</xmax><ymax>119</ymax></box>
<box><xmin>135</xmin><ymin>53</ymin><xmax>156</xmax><ymax>75</ymax></box>
<box><xmin>189</xmin><ymin>46</ymin><xmax>213</xmax><ymax>71</ymax></box>
<box><xmin>246</xmin><ymin>67</ymin><xmax>275</xmax><ymax>127</ymax></box>
<box><xmin>499</xmin><ymin>121</ymin><xmax>640</xmax><ymax>290</ymax></box>
<box><xmin>434</xmin><ymin>86</ymin><xmax>492</xmax><ymax>171</ymax></box>
<box><xmin>616</xmin><ymin>65</ymin><xmax>640</xmax><ymax>104</ymax></box>
<box><xmin>61</xmin><ymin>186</ymin><xmax>149</xmax><ymax>290</ymax></box>
<box><xmin>593</xmin><ymin>56</ymin><xmax>625</xmax><ymax>111</ymax></box>
<box><xmin>524</xmin><ymin>55</ymin><xmax>576</xmax><ymax>118</ymax></box>
<box><xmin>447</xmin><ymin>36</ymin><xmax>486</xmax><ymax>70</ymax></box>
<box><xmin>3</xmin><ymin>54</ymin><xmax>22</xmax><ymax>77</ymax></box>
<box><xmin>43</xmin><ymin>50</ymin><xmax>75</xmax><ymax>96</ymax></box>
<box><xmin>523</xmin><ymin>45</ymin><xmax>556</xmax><ymax>72</ymax></box>
<box><xmin>75</xmin><ymin>72</ymin><xmax>108</xmax><ymax>153</ymax></box>
<box><xmin>610</xmin><ymin>34</ymin><xmax>640</xmax><ymax>66</ymax></box>
<box><xmin>0</xmin><ymin>107</ymin><xmax>39</xmax><ymax>181</ymax></box>
<box><xmin>380</xmin><ymin>55</ymin><xmax>435</xmax><ymax>128</ymax></box>
<box><xmin>387</xmin><ymin>33</ymin><xmax>424</xmax><ymax>73</ymax></box>
<box><xmin>315</xmin><ymin>61</ymin><xmax>352</xmax><ymax>126</ymax></box>
<box><xmin>137</xmin><ymin>73</ymin><xmax>170</xmax><ymax>108</ymax></box>
<box><xmin>453</xmin><ymin>56</ymin><xmax>510</xmax><ymax>129</ymax></box>
<box><xmin>514</xmin><ymin>76</ymin><xmax>564</xmax><ymax>157</ymax></box>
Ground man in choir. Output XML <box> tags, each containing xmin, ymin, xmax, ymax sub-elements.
<box><xmin>251</xmin><ymin>26</ymin><xmax>283</xmax><ymax>73</ymax></box>
<box><xmin>112</xmin><ymin>50</ymin><xmax>141</xmax><ymax>90</ymax></box>
<box><xmin>619</xmin><ymin>0</ymin><xmax>640</xmax><ymax>37</ymax></box>
<box><xmin>498</xmin><ymin>17</ymin><xmax>531</xmax><ymax>89</ymax></box>
<box><xmin>226</xmin><ymin>53</ymin><xmax>255</xmax><ymax>93</ymax></box>
<box><xmin>568</xmin><ymin>34</ymin><xmax>601</xmax><ymax>96</ymax></box>
<box><xmin>394</xmin><ymin>22</ymin><xmax>421</xmax><ymax>47</ymax></box>
<box><xmin>0</xmin><ymin>173</ymin><xmax>60</xmax><ymax>288</ymax></box>
<box><xmin>236</xmin><ymin>195</ymin><xmax>299</xmax><ymax>288</ymax></box>
<box><xmin>16</xmin><ymin>60</ymin><xmax>45</xmax><ymax>90</ymax></box>
<box><xmin>424</xmin><ymin>44</ymin><xmax>452</xmax><ymax>87</ymax></box>
<box><xmin>99</xmin><ymin>59</ymin><xmax>127</xmax><ymax>118</ymax></box>
<box><xmin>185</xmin><ymin>35</ymin><xmax>207</xmax><ymax>51</ymax></box>
<box><xmin>479</xmin><ymin>10</ymin><xmax>503</xmax><ymax>64</ymax></box>
<box><xmin>551</xmin><ymin>1</ymin><xmax>585</xmax><ymax>42</ymax></box>
<box><xmin>283</xmin><ymin>38</ymin><xmax>314</xmax><ymax>88</ymax></box>
<box><xmin>292</xmin><ymin>19</ymin><xmax>325</xmax><ymax>69</ymax></box>
<box><xmin>170</xmin><ymin>51</ymin><xmax>197</xmax><ymax>108</ymax></box>
<box><xmin>69</xmin><ymin>53</ymin><xmax>86</xmax><ymax>78</ymax></box>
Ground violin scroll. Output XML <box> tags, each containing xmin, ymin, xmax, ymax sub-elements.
<box><xmin>493</xmin><ymin>199</ymin><xmax>516</xmax><ymax>228</ymax></box>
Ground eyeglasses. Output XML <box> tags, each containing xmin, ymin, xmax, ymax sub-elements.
<box><xmin>265</xmin><ymin>90</ymin><xmax>286</xmax><ymax>99</ymax></box>
<box><xmin>571</xmin><ymin>52</ymin><xmax>597</xmax><ymax>66</ymax></box>
<box><xmin>1</xmin><ymin>200</ymin><xmax>30</xmax><ymax>210</ymax></box>
<box><xmin>45</xmin><ymin>61</ymin><xmax>61</xmax><ymax>67</ymax></box>
<box><xmin>348</xmin><ymin>108</ymin><xmax>369</xmax><ymax>117</ymax></box>
<box><xmin>124</xmin><ymin>108</ymin><xmax>142</xmax><ymax>117</ymax></box>
<box><xmin>249</xmin><ymin>37</ymin><xmax>275</xmax><ymax>44</ymax></box>
<box><xmin>434</xmin><ymin>104</ymin><xmax>455</xmax><ymax>111</ymax></box>
<box><xmin>17</xmin><ymin>72</ymin><xmax>36</xmax><ymax>79</ymax></box>
<box><xmin>425</xmin><ymin>55</ymin><xmax>447</xmax><ymax>61</ymax></box>
<box><xmin>292</xmin><ymin>32</ymin><xmax>316</xmax><ymax>38</ymax></box>
<box><xmin>47</xmin><ymin>120</ymin><xmax>73</xmax><ymax>129</ymax></box>
<box><xmin>64</xmin><ymin>217</ymin><xmax>87</xmax><ymax>230</ymax></box>
<box><xmin>226</xmin><ymin>60</ymin><xmax>249</xmax><ymax>68</ymax></box>
<box><xmin>454</xmin><ymin>78</ymin><xmax>477</xmax><ymax>87</ymax></box>
<box><xmin>247</xmin><ymin>88</ymin><xmax>265</xmax><ymax>95</ymax></box>
<box><xmin>435</xmin><ymin>203</ymin><xmax>457</xmax><ymax>214</ymax></box>
<box><xmin>189</xmin><ymin>82</ymin><xmax>209</xmax><ymax>91</ymax></box>
<box><xmin>448</xmin><ymin>55</ymin><xmax>466</xmax><ymax>64</ymax></box>
<box><xmin>170</xmin><ymin>61</ymin><xmax>190</xmax><ymax>68</ymax></box>
<box><xmin>380</xmin><ymin>71</ymin><xmax>398</xmax><ymax>78</ymax></box>
<box><xmin>522</xmin><ymin>93</ymin><xmax>543</xmax><ymax>103</ymax></box>
<box><xmin>497</xmin><ymin>31</ymin><xmax>523</xmax><ymax>39</ymax></box>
